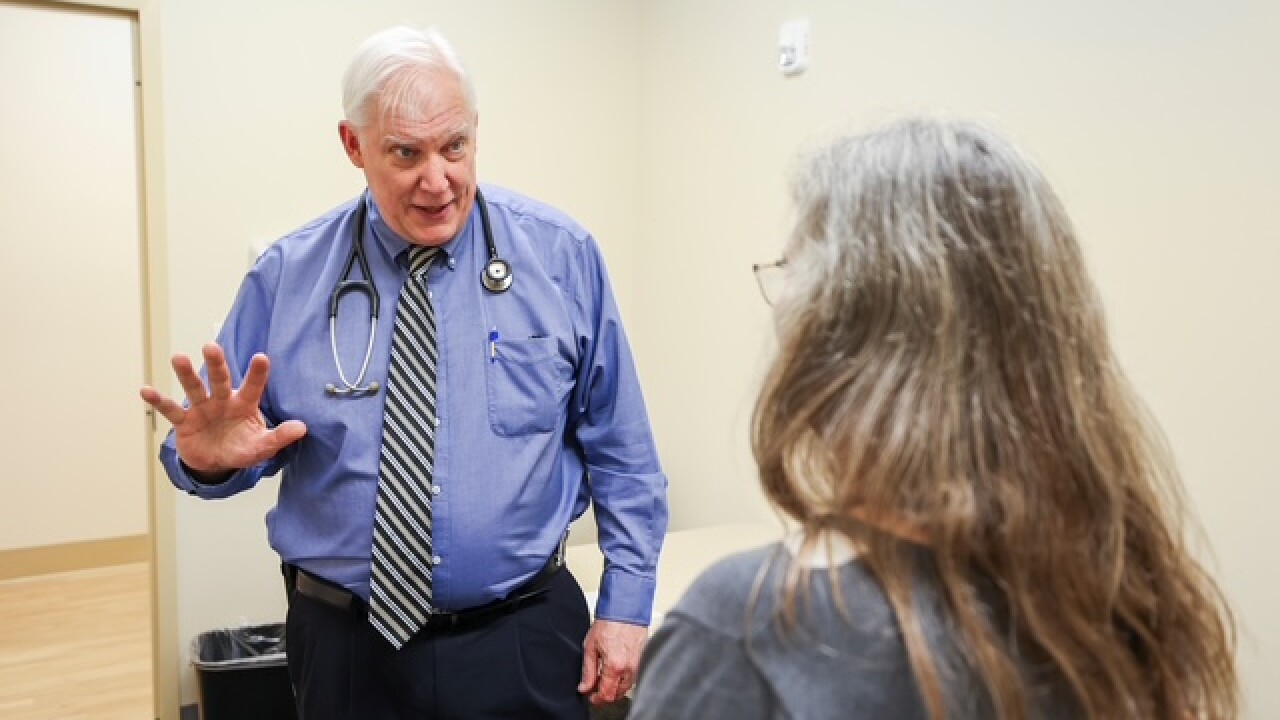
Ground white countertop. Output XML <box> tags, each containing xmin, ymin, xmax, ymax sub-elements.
<box><xmin>566</xmin><ymin>521</ymin><xmax>783</xmax><ymax>627</ymax></box>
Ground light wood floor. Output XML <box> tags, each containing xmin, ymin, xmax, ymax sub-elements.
<box><xmin>0</xmin><ymin>562</ymin><xmax>152</xmax><ymax>720</ymax></box>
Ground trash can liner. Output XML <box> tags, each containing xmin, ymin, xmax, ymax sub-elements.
<box><xmin>192</xmin><ymin>624</ymin><xmax>288</xmax><ymax>669</ymax></box>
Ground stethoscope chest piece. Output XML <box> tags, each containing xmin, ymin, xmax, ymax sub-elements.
<box><xmin>483</xmin><ymin>257</ymin><xmax>513</xmax><ymax>293</ymax></box>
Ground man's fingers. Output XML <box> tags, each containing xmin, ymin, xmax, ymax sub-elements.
<box><xmin>170</xmin><ymin>354</ymin><xmax>208</xmax><ymax>405</ymax></box>
<box><xmin>594</xmin><ymin>665</ymin><xmax>621</xmax><ymax>704</ymax></box>
<box><xmin>239</xmin><ymin>353</ymin><xmax>271</xmax><ymax>404</ymax></box>
<box><xmin>265</xmin><ymin>420</ymin><xmax>308</xmax><ymax>454</ymax></box>
<box><xmin>578</xmin><ymin>636</ymin><xmax>599</xmax><ymax>694</ymax></box>
<box><xmin>613</xmin><ymin>669</ymin><xmax>635</xmax><ymax>699</ymax></box>
<box><xmin>139</xmin><ymin>386</ymin><xmax>186</xmax><ymax>426</ymax></box>
<box><xmin>203</xmin><ymin>343</ymin><xmax>233</xmax><ymax>401</ymax></box>
<box><xmin>581</xmin><ymin>620</ymin><xmax>646</xmax><ymax>703</ymax></box>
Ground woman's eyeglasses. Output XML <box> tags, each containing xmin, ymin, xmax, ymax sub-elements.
<box><xmin>751</xmin><ymin>257</ymin><xmax>788</xmax><ymax>306</ymax></box>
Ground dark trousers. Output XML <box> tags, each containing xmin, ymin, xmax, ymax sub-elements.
<box><xmin>284</xmin><ymin>568</ymin><xmax>591</xmax><ymax>720</ymax></box>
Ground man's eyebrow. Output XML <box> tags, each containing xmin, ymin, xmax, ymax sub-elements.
<box><xmin>383</xmin><ymin>134</ymin><xmax>421</xmax><ymax>146</ymax></box>
<box><xmin>444</xmin><ymin>123</ymin><xmax>474</xmax><ymax>140</ymax></box>
<box><xmin>383</xmin><ymin>124</ymin><xmax>473</xmax><ymax>147</ymax></box>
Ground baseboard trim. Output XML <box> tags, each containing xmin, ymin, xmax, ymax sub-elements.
<box><xmin>0</xmin><ymin>534</ymin><xmax>149</xmax><ymax>581</ymax></box>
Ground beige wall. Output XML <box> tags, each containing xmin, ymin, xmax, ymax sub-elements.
<box><xmin>157</xmin><ymin>0</ymin><xmax>641</xmax><ymax>703</ymax></box>
<box><xmin>635</xmin><ymin>0</ymin><xmax>1279</xmax><ymax>717</ymax></box>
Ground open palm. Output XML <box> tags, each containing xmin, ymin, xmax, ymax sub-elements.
<box><xmin>139</xmin><ymin>343</ymin><xmax>306</xmax><ymax>475</ymax></box>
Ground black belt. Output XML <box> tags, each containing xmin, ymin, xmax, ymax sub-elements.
<box><xmin>286</xmin><ymin>545</ymin><xmax>566</xmax><ymax>631</ymax></box>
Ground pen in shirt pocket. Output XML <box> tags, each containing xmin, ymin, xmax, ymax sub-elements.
<box><xmin>489</xmin><ymin>327</ymin><xmax>499</xmax><ymax>363</ymax></box>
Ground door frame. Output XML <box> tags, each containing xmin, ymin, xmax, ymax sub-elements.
<box><xmin>36</xmin><ymin>1</ymin><xmax>176</xmax><ymax>718</ymax></box>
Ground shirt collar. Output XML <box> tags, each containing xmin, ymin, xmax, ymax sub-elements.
<box><xmin>364</xmin><ymin>189</ymin><xmax>475</xmax><ymax>269</ymax></box>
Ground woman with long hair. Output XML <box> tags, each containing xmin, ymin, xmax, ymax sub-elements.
<box><xmin>629</xmin><ymin>118</ymin><xmax>1237</xmax><ymax>720</ymax></box>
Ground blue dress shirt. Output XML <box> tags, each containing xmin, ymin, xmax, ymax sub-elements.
<box><xmin>160</xmin><ymin>185</ymin><xmax>669</xmax><ymax>626</ymax></box>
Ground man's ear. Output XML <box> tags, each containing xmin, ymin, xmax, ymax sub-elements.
<box><xmin>339</xmin><ymin>122</ymin><xmax>365</xmax><ymax>169</ymax></box>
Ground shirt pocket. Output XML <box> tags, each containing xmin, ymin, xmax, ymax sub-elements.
<box><xmin>486</xmin><ymin>336</ymin><xmax>571</xmax><ymax>436</ymax></box>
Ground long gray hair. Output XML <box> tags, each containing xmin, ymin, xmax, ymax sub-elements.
<box><xmin>753</xmin><ymin>118</ymin><xmax>1237</xmax><ymax>720</ymax></box>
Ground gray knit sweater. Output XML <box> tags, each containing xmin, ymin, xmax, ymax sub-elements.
<box><xmin>630</xmin><ymin>542</ymin><xmax>1075</xmax><ymax>720</ymax></box>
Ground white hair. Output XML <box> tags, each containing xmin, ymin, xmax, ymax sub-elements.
<box><xmin>341</xmin><ymin>26</ymin><xmax>476</xmax><ymax>128</ymax></box>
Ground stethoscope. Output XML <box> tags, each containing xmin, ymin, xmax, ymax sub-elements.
<box><xmin>325</xmin><ymin>188</ymin><xmax>511</xmax><ymax>396</ymax></box>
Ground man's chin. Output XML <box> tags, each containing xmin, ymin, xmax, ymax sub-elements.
<box><xmin>405</xmin><ymin>211</ymin><xmax>459</xmax><ymax>244</ymax></box>
<box><xmin>408</xmin><ymin>227</ymin><xmax>457</xmax><ymax>247</ymax></box>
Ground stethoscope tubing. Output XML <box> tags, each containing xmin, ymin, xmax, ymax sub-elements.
<box><xmin>326</xmin><ymin>189</ymin><xmax>507</xmax><ymax>397</ymax></box>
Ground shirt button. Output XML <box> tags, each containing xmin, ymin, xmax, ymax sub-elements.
<box><xmin>427</xmin><ymin>290</ymin><xmax>433</xmax><ymax>300</ymax></box>
<box><xmin>431</xmin><ymin>555</ymin><xmax>443</xmax><ymax>565</ymax></box>
<box><xmin>430</xmin><ymin>485</ymin><xmax>441</xmax><ymax>495</ymax></box>
<box><xmin>433</xmin><ymin>417</ymin><xmax>440</xmax><ymax>428</ymax></box>
<box><xmin>447</xmin><ymin>257</ymin><xmax>457</xmax><ymax>270</ymax></box>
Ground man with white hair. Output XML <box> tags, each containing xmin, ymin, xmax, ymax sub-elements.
<box><xmin>141</xmin><ymin>25</ymin><xmax>667</xmax><ymax>719</ymax></box>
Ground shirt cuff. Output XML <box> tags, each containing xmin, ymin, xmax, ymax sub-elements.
<box><xmin>179</xmin><ymin>459</ymin><xmax>234</xmax><ymax>486</ymax></box>
<box><xmin>593</xmin><ymin>567</ymin><xmax>656</xmax><ymax>626</ymax></box>
<box><xmin>161</xmin><ymin>442</ymin><xmax>254</xmax><ymax>499</ymax></box>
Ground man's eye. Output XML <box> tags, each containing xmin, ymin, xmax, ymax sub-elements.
<box><xmin>393</xmin><ymin>146</ymin><xmax>417</xmax><ymax>160</ymax></box>
<box><xmin>446</xmin><ymin>138</ymin><xmax>466</xmax><ymax>154</ymax></box>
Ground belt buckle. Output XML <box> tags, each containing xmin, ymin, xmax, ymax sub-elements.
<box><xmin>425</xmin><ymin>609</ymin><xmax>464</xmax><ymax>629</ymax></box>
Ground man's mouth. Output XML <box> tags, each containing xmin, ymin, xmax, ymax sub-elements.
<box><xmin>414</xmin><ymin>199</ymin><xmax>453</xmax><ymax>217</ymax></box>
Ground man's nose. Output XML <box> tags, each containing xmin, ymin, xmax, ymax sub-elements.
<box><xmin>418</xmin><ymin>156</ymin><xmax>449</xmax><ymax>194</ymax></box>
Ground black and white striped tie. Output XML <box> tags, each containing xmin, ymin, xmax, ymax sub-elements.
<box><xmin>369</xmin><ymin>245</ymin><xmax>441</xmax><ymax>648</ymax></box>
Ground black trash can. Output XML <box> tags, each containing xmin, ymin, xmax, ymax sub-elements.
<box><xmin>192</xmin><ymin>623</ymin><xmax>298</xmax><ymax>720</ymax></box>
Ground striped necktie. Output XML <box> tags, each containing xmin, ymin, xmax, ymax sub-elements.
<box><xmin>369</xmin><ymin>245</ymin><xmax>441</xmax><ymax>648</ymax></box>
